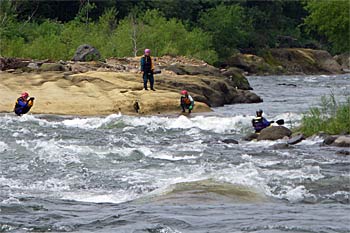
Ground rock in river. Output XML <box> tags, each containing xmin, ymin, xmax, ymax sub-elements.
<box><xmin>257</xmin><ymin>126</ymin><xmax>292</xmax><ymax>141</ymax></box>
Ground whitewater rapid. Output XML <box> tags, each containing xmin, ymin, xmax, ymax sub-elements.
<box><xmin>0</xmin><ymin>74</ymin><xmax>349</xmax><ymax>233</ymax></box>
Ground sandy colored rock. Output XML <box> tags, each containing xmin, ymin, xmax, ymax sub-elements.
<box><xmin>257</xmin><ymin>126</ymin><xmax>292</xmax><ymax>141</ymax></box>
<box><xmin>332</xmin><ymin>136</ymin><xmax>350</xmax><ymax>147</ymax></box>
<box><xmin>0</xmin><ymin>71</ymin><xmax>211</xmax><ymax>116</ymax></box>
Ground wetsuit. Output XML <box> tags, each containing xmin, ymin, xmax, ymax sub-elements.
<box><xmin>252</xmin><ymin>116</ymin><xmax>270</xmax><ymax>133</ymax></box>
<box><xmin>140</xmin><ymin>55</ymin><xmax>154</xmax><ymax>90</ymax></box>
<box><xmin>180</xmin><ymin>95</ymin><xmax>194</xmax><ymax>113</ymax></box>
<box><xmin>14</xmin><ymin>97</ymin><xmax>33</xmax><ymax>116</ymax></box>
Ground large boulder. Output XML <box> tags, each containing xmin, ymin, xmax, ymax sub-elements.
<box><xmin>225</xmin><ymin>53</ymin><xmax>270</xmax><ymax>74</ymax></box>
<box><xmin>72</xmin><ymin>44</ymin><xmax>101</xmax><ymax>62</ymax></box>
<box><xmin>264</xmin><ymin>48</ymin><xmax>343</xmax><ymax>75</ymax></box>
<box><xmin>257</xmin><ymin>126</ymin><xmax>292</xmax><ymax>141</ymax></box>
<box><xmin>156</xmin><ymin>74</ymin><xmax>262</xmax><ymax>107</ymax></box>
<box><xmin>334</xmin><ymin>53</ymin><xmax>350</xmax><ymax>71</ymax></box>
<box><xmin>331</xmin><ymin>136</ymin><xmax>350</xmax><ymax>147</ymax></box>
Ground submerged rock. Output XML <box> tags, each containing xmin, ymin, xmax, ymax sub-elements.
<box><xmin>272</xmin><ymin>143</ymin><xmax>293</xmax><ymax>150</ymax></box>
<box><xmin>287</xmin><ymin>134</ymin><xmax>305</xmax><ymax>145</ymax></box>
<box><xmin>257</xmin><ymin>126</ymin><xmax>292</xmax><ymax>141</ymax></box>
<box><xmin>336</xmin><ymin>150</ymin><xmax>350</xmax><ymax>156</ymax></box>
<box><xmin>242</xmin><ymin>133</ymin><xmax>259</xmax><ymax>141</ymax></box>
<box><xmin>222</xmin><ymin>139</ymin><xmax>239</xmax><ymax>144</ymax></box>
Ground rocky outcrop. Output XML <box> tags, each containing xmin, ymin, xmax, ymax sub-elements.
<box><xmin>40</xmin><ymin>63</ymin><xmax>66</xmax><ymax>72</ymax></box>
<box><xmin>0</xmin><ymin>55</ymin><xmax>262</xmax><ymax>115</ymax></box>
<box><xmin>324</xmin><ymin>135</ymin><xmax>350</xmax><ymax>147</ymax></box>
<box><xmin>225</xmin><ymin>53</ymin><xmax>282</xmax><ymax>75</ymax></box>
<box><xmin>0</xmin><ymin>71</ymin><xmax>210</xmax><ymax>115</ymax></box>
<box><xmin>334</xmin><ymin>53</ymin><xmax>350</xmax><ymax>71</ymax></box>
<box><xmin>72</xmin><ymin>44</ymin><xmax>101</xmax><ymax>62</ymax></box>
<box><xmin>0</xmin><ymin>69</ymin><xmax>261</xmax><ymax>115</ymax></box>
<box><xmin>0</xmin><ymin>57</ymin><xmax>30</xmax><ymax>71</ymax></box>
<box><xmin>225</xmin><ymin>48</ymin><xmax>344</xmax><ymax>75</ymax></box>
<box><xmin>257</xmin><ymin>126</ymin><xmax>292</xmax><ymax>141</ymax></box>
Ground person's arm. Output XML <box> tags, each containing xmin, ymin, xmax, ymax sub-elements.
<box><xmin>252</xmin><ymin>119</ymin><xmax>256</xmax><ymax>127</ymax></box>
<box><xmin>263</xmin><ymin>118</ymin><xmax>271</xmax><ymax>127</ymax></box>
<box><xmin>151</xmin><ymin>56</ymin><xmax>155</xmax><ymax>71</ymax></box>
<box><xmin>140</xmin><ymin>57</ymin><xmax>145</xmax><ymax>72</ymax></box>
<box><xmin>188</xmin><ymin>95</ymin><xmax>194</xmax><ymax>109</ymax></box>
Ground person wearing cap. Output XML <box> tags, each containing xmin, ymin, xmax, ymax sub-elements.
<box><xmin>252</xmin><ymin>109</ymin><xmax>271</xmax><ymax>133</ymax></box>
<box><xmin>180</xmin><ymin>90</ymin><xmax>194</xmax><ymax>113</ymax></box>
<box><xmin>140</xmin><ymin>48</ymin><xmax>155</xmax><ymax>91</ymax></box>
<box><xmin>14</xmin><ymin>92</ymin><xmax>35</xmax><ymax>116</ymax></box>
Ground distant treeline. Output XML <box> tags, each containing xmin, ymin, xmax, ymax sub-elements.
<box><xmin>0</xmin><ymin>0</ymin><xmax>348</xmax><ymax>64</ymax></box>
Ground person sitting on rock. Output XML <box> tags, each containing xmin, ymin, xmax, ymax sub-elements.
<box><xmin>180</xmin><ymin>90</ymin><xmax>194</xmax><ymax>113</ymax></box>
<box><xmin>140</xmin><ymin>48</ymin><xmax>155</xmax><ymax>91</ymax></box>
<box><xmin>252</xmin><ymin>109</ymin><xmax>270</xmax><ymax>133</ymax></box>
<box><xmin>14</xmin><ymin>92</ymin><xmax>35</xmax><ymax>116</ymax></box>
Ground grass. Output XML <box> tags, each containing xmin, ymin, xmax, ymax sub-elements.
<box><xmin>300</xmin><ymin>93</ymin><xmax>350</xmax><ymax>137</ymax></box>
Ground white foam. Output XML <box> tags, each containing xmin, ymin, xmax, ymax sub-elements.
<box><xmin>61</xmin><ymin>113</ymin><xmax>122</xmax><ymax>129</ymax></box>
<box><xmin>62</xmin><ymin>190</ymin><xmax>138</xmax><ymax>204</ymax></box>
<box><xmin>123</xmin><ymin>115</ymin><xmax>252</xmax><ymax>133</ymax></box>
<box><xmin>276</xmin><ymin>185</ymin><xmax>316</xmax><ymax>203</ymax></box>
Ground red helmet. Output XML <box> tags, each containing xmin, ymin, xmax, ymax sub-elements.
<box><xmin>181</xmin><ymin>90</ymin><xmax>188</xmax><ymax>95</ymax></box>
<box><xmin>21</xmin><ymin>92</ymin><xmax>29</xmax><ymax>99</ymax></box>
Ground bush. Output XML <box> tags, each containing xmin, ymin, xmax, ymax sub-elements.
<box><xmin>0</xmin><ymin>8</ymin><xmax>217</xmax><ymax>63</ymax></box>
<box><xmin>300</xmin><ymin>94</ymin><xmax>350</xmax><ymax>136</ymax></box>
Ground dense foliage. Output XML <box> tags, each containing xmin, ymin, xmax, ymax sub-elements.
<box><xmin>0</xmin><ymin>0</ymin><xmax>348</xmax><ymax>63</ymax></box>
<box><xmin>301</xmin><ymin>94</ymin><xmax>350</xmax><ymax>137</ymax></box>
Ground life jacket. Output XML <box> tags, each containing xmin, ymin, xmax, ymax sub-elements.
<box><xmin>252</xmin><ymin>116</ymin><xmax>269</xmax><ymax>132</ymax></box>
<box><xmin>142</xmin><ymin>55</ymin><xmax>153</xmax><ymax>72</ymax></box>
<box><xmin>182</xmin><ymin>97</ymin><xmax>191</xmax><ymax>105</ymax></box>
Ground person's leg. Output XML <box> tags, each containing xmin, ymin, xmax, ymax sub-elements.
<box><xmin>181</xmin><ymin>104</ymin><xmax>186</xmax><ymax>112</ymax></box>
<box><xmin>143</xmin><ymin>73</ymin><xmax>148</xmax><ymax>90</ymax></box>
<box><xmin>149</xmin><ymin>74</ymin><xmax>155</xmax><ymax>90</ymax></box>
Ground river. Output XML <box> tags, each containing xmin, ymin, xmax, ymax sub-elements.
<box><xmin>0</xmin><ymin>74</ymin><xmax>349</xmax><ymax>233</ymax></box>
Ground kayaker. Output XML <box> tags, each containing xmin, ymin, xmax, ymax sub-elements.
<box><xmin>180</xmin><ymin>90</ymin><xmax>194</xmax><ymax>113</ymax></box>
<box><xmin>252</xmin><ymin>109</ymin><xmax>270</xmax><ymax>133</ymax></box>
<box><xmin>140</xmin><ymin>48</ymin><xmax>155</xmax><ymax>91</ymax></box>
<box><xmin>14</xmin><ymin>92</ymin><xmax>35</xmax><ymax>116</ymax></box>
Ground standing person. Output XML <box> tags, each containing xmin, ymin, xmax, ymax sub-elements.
<box><xmin>140</xmin><ymin>49</ymin><xmax>155</xmax><ymax>91</ymax></box>
<box><xmin>252</xmin><ymin>109</ymin><xmax>271</xmax><ymax>133</ymax></box>
<box><xmin>180</xmin><ymin>90</ymin><xmax>194</xmax><ymax>113</ymax></box>
<box><xmin>14</xmin><ymin>92</ymin><xmax>35</xmax><ymax>116</ymax></box>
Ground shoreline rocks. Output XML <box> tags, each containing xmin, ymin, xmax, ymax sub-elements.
<box><xmin>225</xmin><ymin>48</ymin><xmax>346</xmax><ymax>76</ymax></box>
<box><xmin>324</xmin><ymin>135</ymin><xmax>350</xmax><ymax>148</ymax></box>
<box><xmin>0</xmin><ymin>68</ymin><xmax>261</xmax><ymax>116</ymax></box>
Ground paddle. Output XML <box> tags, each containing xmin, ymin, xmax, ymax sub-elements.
<box><xmin>270</xmin><ymin>119</ymin><xmax>284</xmax><ymax>125</ymax></box>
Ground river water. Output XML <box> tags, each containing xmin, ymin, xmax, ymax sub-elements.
<box><xmin>0</xmin><ymin>74</ymin><xmax>349</xmax><ymax>233</ymax></box>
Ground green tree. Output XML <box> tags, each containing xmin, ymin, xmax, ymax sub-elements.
<box><xmin>199</xmin><ymin>4</ymin><xmax>250</xmax><ymax>60</ymax></box>
<box><xmin>304</xmin><ymin>0</ymin><xmax>350</xmax><ymax>53</ymax></box>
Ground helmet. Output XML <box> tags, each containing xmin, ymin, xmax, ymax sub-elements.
<box><xmin>144</xmin><ymin>49</ymin><xmax>151</xmax><ymax>54</ymax></box>
<box><xmin>256</xmin><ymin>109</ymin><xmax>263</xmax><ymax>116</ymax></box>
<box><xmin>181</xmin><ymin>90</ymin><xmax>188</xmax><ymax>95</ymax></box>
<box><xmin>21</xmin><ymin>92</ymin><xmax>29</xmax><ymax>99</ymax></box>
